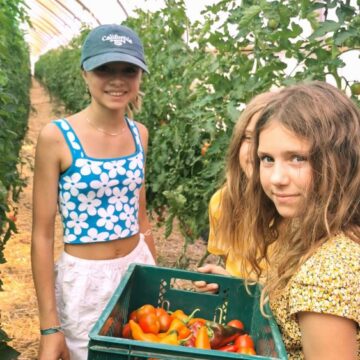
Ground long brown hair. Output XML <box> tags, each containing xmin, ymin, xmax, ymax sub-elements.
<box><xmin>244</xmin><ymin>81</ymin><xmax>360</xmax><ymax>308</ymax></box>
<box><xmin>216</xmin><ymin>92</ymin><xmax>275</xmax><ymax>256</ymax></box>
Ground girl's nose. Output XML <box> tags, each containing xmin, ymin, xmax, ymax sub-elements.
<box><xmin>270</xmin><ymin>162</ymin><xmax>289</xmax><ymax>186</ymax></box>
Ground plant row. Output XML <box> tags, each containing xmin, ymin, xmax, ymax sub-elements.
<box><xmin>0</xmin><ymin>0</ymin><xmax>31</xmax><ymax>354</ymax></box>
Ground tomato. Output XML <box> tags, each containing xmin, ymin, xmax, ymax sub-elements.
<box><xmin>268</xmin><ymin>18</ymin><xmax>279</xmax><ymax>29</ymax></box>
<box><xmin>155</xmin><ymin>307</ymin><xmax>172</xmax><ymax>332</ymax></box>
<box><xmin>201</xmin><ymin>142</ymin><xmax>211</xmax><ymax>156</ymax></box>
<box><xmin>129</xmin><ymin>310</ymin><xmax>138</xmax><ymax>322</ymax></box>
<box><xmin>138</xmin><ymin>313</ymin><xmax>160</xmax><ymax>334</ymax></box>
<box><xmin>121</xmin><ymin>322</ymin><xmax>132</xmax><ymax>338</ymax></box>
<box><xmin>237</xmin><ymin>347</ymin><xmax>256</xmax><ymax>355</ymax></box>
<box><xmin>227</xmin><ymin>319</ymin><xmax>244</xmax><ymax>330</ymax></box>
<box><xmin>6</xmin><ymin>212</ymin><xmax>17</xmax><ymax>222</ymax></box>
<box><xmin>136</xmin><ymin>304</ymin><xmax>156</xmax><ymax>319</ymax></box>
<box><xmin>235</xmin><ymin>334</ymin><xmax>255</xmax><ymax>349</ymax></box>
<box><xmin>351</xmin><ymin>82</ymin><xmax>360</xmax><ymax>96</ymax></box>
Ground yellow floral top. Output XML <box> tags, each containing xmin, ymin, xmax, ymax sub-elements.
<box><xmin>270</xmin><ymin>234</ymin><xmax>360</xmax><ymax>359</ymax></box>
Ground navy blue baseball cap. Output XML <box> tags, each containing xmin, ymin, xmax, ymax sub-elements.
<box><xmin>81</xmin><ymin>24</ymin><xmax>149</xmax><ymax>73</ymax></box>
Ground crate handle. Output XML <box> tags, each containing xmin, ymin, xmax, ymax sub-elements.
<box><xmin>213</xmin><ymin>306</ymin><xmax>224</xmax><ymax>323</ymax></box>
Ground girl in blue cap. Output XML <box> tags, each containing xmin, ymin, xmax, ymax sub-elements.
<box><xmin>31</xmin><ymin>24</ymin><xmax>155</xmax><ymax>360</ymax></box>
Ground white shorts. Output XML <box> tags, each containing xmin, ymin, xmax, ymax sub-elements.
<box><xmin>55</xmin><ymin>234</ymin><xmax>155</xmax><ymax>360</ymax></box>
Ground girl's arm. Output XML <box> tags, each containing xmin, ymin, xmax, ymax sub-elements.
<box><xmin>31</xmin><ymin>124</ymin><xmax>69</xmax><ymax>359</ymax></box>
<box><xmin>136</xmin><ymin>122</ymin><xmax>156</xmax><ymax>261</ymax></box>
<box><xmin>298</xmin><ymin>311</ymin><xmax>358</xmax><ymax>360</ymax></box>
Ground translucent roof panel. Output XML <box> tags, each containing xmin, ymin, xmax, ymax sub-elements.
<box><xmin>22</xmin><ymin>0</ymin><xmax>217</xmax><ymax>65</ymax></box>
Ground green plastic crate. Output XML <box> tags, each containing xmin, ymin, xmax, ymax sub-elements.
<box><xmin>88</xmin><ymin>264</ymin><xmax>288</xmax><ymax>360</ymax></box>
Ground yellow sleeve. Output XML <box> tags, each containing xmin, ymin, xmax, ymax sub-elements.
<box><xmin>207</xmin><ymin>188</ymin><xmax>227</xmax><ymax>256</ymax></box>
<box><xmin>207</xmin><ymin>188</ymin><xmax>245</xmax><ymax>277</ymax></box>
<box><xmin>289</xmin><ymin>235</ymin><xmax>360</xmax><ymax>325</ymax></box>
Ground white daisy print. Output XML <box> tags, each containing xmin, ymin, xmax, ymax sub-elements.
<box><xmin>97</xmin><ymin>205</ymin><xmax>118</xmax><ymax>230</ymax></box>
<box><xmin>123</xmin><ymin>169</ymin><xmax>142</xmax><ymax>191</ymax></box>
<box><xmin>129</xmin><ymin>153</ymin><xmax>144</xmax><ymax>170</ymax></box>
<box><xmin>108</xmin><ymin>187</ymin><xmax>129</xmax><ymax>211</ymax></box>
<box><xmin>78</xmin><ymin>191</ymin><xmax>101</xmax><ymax>215</ymax></box>
<box><xmin>60</xmin><ymin>120</ymin><xmax>70</xmax><ymax>131</ymax></box>
<box><xmin>59</xmin><ymin>191</ymin><xmax>76</xmax><ymax>218</ymax></box>
<box><xmin>110</xmin><ymin>224</ymin><xmax>130</xmax><ymax>239</ymax></box>
<box><xmin>119</xmin><ymin>204</ymin><xmax>135</xmax><ymax>228</ymax></box>
<box><xmin>66</xmin><ymin>131</ymin><xmax>81</xmax><ymax>150</ymax></box>
<box><xmin>62</xmin><ymin>173</ymin><xmax>87</xmax><ymax>196</ymax></box>
<box><xmin>75</xmin><ymin>158</ymin><xmax>102</xmax><ymax>176</ymax></box>
<box><xmin>67</xmin><ymin>211</ymin><xmax>89</xmax><ymax>235</ymax></box>
<box><xmin>91</xmin><ymin>173</ymin><xmax>119</xmax><ymax>198</ymax></box>
<box><xmin>104</xmin><ymin>159</ymin><xmax>126</xmax><ymax>178</ymax></box>
<box><xmin>80</xmin><ymin>228</ymin><xmax>109</xmax><ymax>243</ymax></box>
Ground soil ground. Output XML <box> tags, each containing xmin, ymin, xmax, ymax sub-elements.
<box><xmin>0</xmin><ymin>78</ymin><xmax>217</xmax><ymax>359</ymax></box>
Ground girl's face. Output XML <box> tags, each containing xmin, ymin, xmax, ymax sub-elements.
<box><xmin>239</xmin><ymin>112</ymin><xmax>260</xmax><ymax>178</ymax></box>
<box><xmin>258</xmin><ymin>120</ymin><xmax>313</xmax><ymax>218</ymax></box>
<box><xmin>83</xmin><ymin>62</ymin><xmax>142</xmax><ymax>111</ymax></box>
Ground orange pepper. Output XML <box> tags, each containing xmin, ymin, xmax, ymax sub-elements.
<box><xmin>171</xmin><ymin>309</ymin><xmax>188</xmax><ymax>322</ymax></box>
<box><xmin>159</xmin><ymin>331</ymin><xmax>179</xmax><ymax>346</ymax></box>
<box><xmin>129</xmin><ymin>320</ymin><xmax>180</xmax><ymax>346</ymax></box>
<box><xmin>166</xmin><ymin>318</ymin><xmax>191</xmax><ymax>340</ymax></box>
<box><xmin>129</xmin><ymin>320</ymin><xmax>159</xmax><ymax>342</ymax></box>
<box><xmin>187</xmin><ymin>317</ymin><xmax>207</xmax><ymax>326</ymax></box>
<box><xmin>195</xmin><ymin>325</ymin><xmax>211</xmax><ymax>349</ymax></box>
<box><xmin>170</xmin><ymin>308</ymin><xmax>200</xmax><ymax>323</ymax></box>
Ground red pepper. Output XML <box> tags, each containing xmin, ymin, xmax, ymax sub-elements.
<box><xmin>182</xmin><ymin>320</ymin><xmax>204</xmax><ymax>347</ymax></box>
<box><xmin>218</xmin><ymin>343</ymin><xmax>239</xmax><ymax>352</ymax></box>
<box><xmin>206</xmin><ymin>321</ymin><xmax>246</xmax><ymax>349</ymax></box>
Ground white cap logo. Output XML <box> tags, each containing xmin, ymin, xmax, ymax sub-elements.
<box><xmin>102</xmin><ymin>34</ymin><xmax>133</xmax><ymax>46</ymax></box>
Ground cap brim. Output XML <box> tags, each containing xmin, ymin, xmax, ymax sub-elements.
<box><xmin>82</xmin><ymin>53</ymin><xmax>149</xmax><ymax>73</ymax></box>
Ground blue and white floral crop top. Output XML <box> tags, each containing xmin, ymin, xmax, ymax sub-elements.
<box><xmin>53</xmin><ymin>118</ymin><xmax>145</xmax><ymax>244</ymax></box>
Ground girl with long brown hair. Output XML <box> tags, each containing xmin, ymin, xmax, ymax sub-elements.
<box><xmin>243</xmin><ymin>81</ymin><xmax>360</xmax><ymax>359</ymax></box>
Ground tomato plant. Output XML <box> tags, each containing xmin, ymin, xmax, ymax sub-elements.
<box><xmin>0</xmin><ymin>0</ymin><xmax>30</xmax><ymax>355</ymax></box>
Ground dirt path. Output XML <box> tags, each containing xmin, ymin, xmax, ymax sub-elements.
<box><xmin>0</xmin><ymin>78</ymin><xmax>212</xmax><ymax>359</ymax></box>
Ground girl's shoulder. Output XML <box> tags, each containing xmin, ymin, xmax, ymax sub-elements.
<box><xmin>130</xmin><ymin>119</ymin><xmax>149</xmax><ymax>151</ymax></box>
<box><xmin>37</xmin><ymin>119</ymin><xmax>68</xmax><ymax>145</ymax></box>
<box><xmin>295</xmin><ymin>234</ymin><xmax>359</xmax><ymax>286</ymax></box>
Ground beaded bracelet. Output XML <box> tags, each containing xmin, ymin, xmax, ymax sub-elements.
<box><xmin>40</xmin><ymin>325</ymin><xmax>64</xmax><ymax>335</ymax></box>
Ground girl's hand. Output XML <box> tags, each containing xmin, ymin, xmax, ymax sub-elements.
<box><xmin>194</xmin><ymin>264</ymin><xmax>230</xmax><ymax>293</ymax></box>
<box><xmin>38</xmin><ymin>332</ymin><xmax>70</xmax><ymax>360</ymax></box>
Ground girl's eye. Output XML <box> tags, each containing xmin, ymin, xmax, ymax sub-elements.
<box><xmin>92</xmin><ymin>65</ymin><xmax>139</xmax><ymax>76</ymax></box>
<box><xmin>94</xmin><ymin>65</ymin><xmax>110</xmax><ymax>73</ymax></box>
<box><xmin>259</xmin><ymin>155</ymin><xmax>273</xmax><ymax>163</ymax></box>
<box><xmin>292</xmin><ymin>155</ymin><xmax>307</xmax><ymax>163</ymax></box>
<box><xmin>123</xmin><ymin>66</ymin><xmax>139</xmax><ymax>75</ymax></box>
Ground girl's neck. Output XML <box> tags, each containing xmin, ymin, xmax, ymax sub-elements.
<box><xmin>87</xmin><ymin>104</ymin><xmax>126</xmax><ymax>124</ymax></box>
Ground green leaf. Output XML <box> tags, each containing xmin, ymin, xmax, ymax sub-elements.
<box><xmin>309</xmin><ymin>20</ymin><xmax>341</xmax><ymax>40</ymax></box>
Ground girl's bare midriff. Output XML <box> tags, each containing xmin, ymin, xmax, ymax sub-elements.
<box><xmin>64</xmin><ymin>233</ymin><xmax>140</xmax><ymax>260</ymax></box>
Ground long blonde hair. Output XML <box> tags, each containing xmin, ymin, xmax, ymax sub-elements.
<box><xmin>244</xmin><ymin>81</ymin><xmax>360</xmax><ymax>309</ymax></box>
<box><xmin>216</xmin><ymin>92</ymin><xmax>275</xmax><ymax>256</ymax></box>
